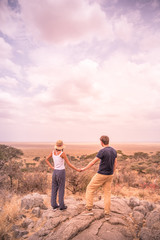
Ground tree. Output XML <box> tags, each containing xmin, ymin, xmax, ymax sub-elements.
<box><xmin>0</xmin><ymin>144</ymin><xmax>23</xmax><ymax>189</ymax></box>
<box><xmin>3</xmin><ymin>160</ymin><xmax>23</xmax><ymax>189</ymax></box>
<box><xmin>0</xmin><ymin>144</ymin><xmax>23</xmax><ymax>170</ymax></box>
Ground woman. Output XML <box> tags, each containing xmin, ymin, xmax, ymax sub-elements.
<box><xmin>45</xmin><ymin>140</ymin><xmax>80</xmax><ymax>210</ymax></box>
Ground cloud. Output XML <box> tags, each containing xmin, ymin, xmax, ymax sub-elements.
<box><xmin>0</xmin><ymin>76</ymin><xmax>18</xmax><ymax>88</ymax></box>
<box><xmin>114</xmin><ymin>15</ymin><xmax>134</xmax><ymax>42</ymax></box>
<box><xmin>0</xmin><ymin>37</ymin><xmax>12</xmax><ymax>58</ymax></box>
<box><xmin>20</xmin><ymin>46</ymin><xmax>160</xmax><ymax>132</ymax></box>
<box><xmin>0</xmin><ymin>0</ymin><xmax>22</xmax><ymax>38</ymax></box>
<box><xmin>20</xmin><ymin>0</ymin><xmax>113</xmax><ymax>44</ymax></box>
<box><xmin>0</xmin><ymin>37</ymin><xmax>21</xmax><ymax>77</ymax></box>
<box><xmin>0</xmin><ymin>90</ymin><xmax>20</xmax><ymax>122</ymax></box>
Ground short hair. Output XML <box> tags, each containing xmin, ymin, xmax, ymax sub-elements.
<box><xmin>100</xmin><ymin>135</ymin><xmax>109</xmax><ymax>145</ymax></box>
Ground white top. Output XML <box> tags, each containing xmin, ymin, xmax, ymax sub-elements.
<box><xmin>52</xmin><ymin>151</ymin><xmax>65</xmax><ymax>170</ymax></box>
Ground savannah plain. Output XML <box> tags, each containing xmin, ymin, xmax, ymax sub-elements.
<box><xmin>4</xmin><ymin>141</ymin><xmax>160</xmax><ymax>161</ymax></box>
<box><xmin>2</xmin><ymin>141</ymin><xmax>160</xmax><ymax>201</ymax></box>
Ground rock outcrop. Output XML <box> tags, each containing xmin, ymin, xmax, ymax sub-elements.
<box><xmin>11</xmin><ymin>194</ymin><xmax>160</xmax><ymax>240</ymax></box>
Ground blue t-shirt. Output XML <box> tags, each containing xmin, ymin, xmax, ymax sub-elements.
<box><xmin>96</xmin><ymin>146</ymin><xmax>117</xmax><ymax>175</ymax></box>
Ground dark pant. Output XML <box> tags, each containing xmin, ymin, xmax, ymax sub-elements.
<box><xmin>51</xmin><ymin>169</ymin><xmax>65</xmax><ymax>209</ymax></box>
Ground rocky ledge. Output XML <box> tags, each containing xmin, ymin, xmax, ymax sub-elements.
<box><xmin>11</xmin><ymin>193</ymin><xmax>160</xmax><ymax>240</ymax></box>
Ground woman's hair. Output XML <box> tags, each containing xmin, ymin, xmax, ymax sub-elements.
<box><xmin>100</xmin><ymin>135</ymin><xmax>109</xmax><ymax>145</ymax></box>
<box><xmin>56</xmin><ymin>149</ymin><xmax>63</xmax><ymax>151</ymax></box>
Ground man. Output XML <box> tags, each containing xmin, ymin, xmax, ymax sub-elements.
<box><xmin>81</xmin><ymin>135</ymin><xmax>117</xmax><ymax>220</ymax></box>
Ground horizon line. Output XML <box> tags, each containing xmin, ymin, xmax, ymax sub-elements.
<box><xmin>1</xmin><ymin>141</ymin><xmax>160</xmax><ymax>145</ymax></box>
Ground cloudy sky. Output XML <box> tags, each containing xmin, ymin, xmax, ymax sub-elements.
<box><xmin>0</xmin><ymin>0</ymin><xmax>160</xmax><ymax>143</ymax></box>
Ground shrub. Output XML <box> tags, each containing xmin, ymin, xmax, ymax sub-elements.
<box><xmin>84</xmin><ymin>153</ymin><xmax>97</xmax><ymax>160</ymax></box>
<box><xmin>66</xmin><ymin>168</ymin><xmax>93</xmax><ymax>194</ymax></box>
<box><xmin>145</xmin><ymin>167</ymin><xmax>157</xmax><ymax>174</ymax></box>
<box><xmin>133</xmin><ymin>152</ymin><xmax>149</xmax><ymax>160</ymax></box>
<box><xmin>130</xmin><ymin>164</ymin><xmax>146</xmax><ymax>174</ymax></box>
<box><xmin>18</xmin><ymin>172</ymin><xmax>48</xmax><ymax>194</ymax></box>
<box><xmin>33</xmin><ymin>156</ymin><xmax>40</xmax><ymax>161</ymax></box>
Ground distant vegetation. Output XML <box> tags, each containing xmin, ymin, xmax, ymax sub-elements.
<box><xmin>0</xmin><ymin>144</ymin><xmax>160</xmax><ymax>198</ymax></box>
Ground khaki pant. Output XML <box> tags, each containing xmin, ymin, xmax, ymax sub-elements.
<box><xmin>86</xmin><ymin>173</ymin><xmax>113</xmax><ymax>214</ymax></box>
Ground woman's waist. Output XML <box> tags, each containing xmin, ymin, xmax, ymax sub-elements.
<box><xmin>54</xmin><ymin>168</ymin><xmax>65</xmax><ymax>171</ymax></box>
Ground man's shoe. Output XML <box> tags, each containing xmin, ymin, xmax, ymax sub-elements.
<box><xmin>82</xmin><ymin>210</ymin><xmax>94</xmax><ymax>216</ymax></box>
<box><xmin>105</xmin><ymin>214</ymin><xmax>111</xmax><ymax>221</ymax></box>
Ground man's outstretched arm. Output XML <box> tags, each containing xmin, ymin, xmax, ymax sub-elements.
<box><xmin>81</xmin><ymin>157</ymin><xmax>100</xmax><ymax>171</ymax></box>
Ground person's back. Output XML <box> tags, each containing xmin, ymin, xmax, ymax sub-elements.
<box><xmin>97</xmin><ymin>146</ymin><xmax>117</xmax><ymax>175</ymax></box>
<box><xmin>52</xmin><ymin>150</ymin><xmax>65</xmax><ymax>170</ymax></box>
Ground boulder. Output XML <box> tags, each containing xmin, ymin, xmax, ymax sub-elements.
<box><xmin>145</xmin><ymin>209</ymin><xmax>160</xmax><ymax>228</ymax></box>
<box><xmin>132</xmin><ymin>211</ymin><xmax>144</xmax><ymax>226</ymax></box>
<box><xmin>140</xmin><ymin>200</ymin><xmax>155</xmax><ymax>212</ymax></box>
<box><xmin>139</xmin><ymin>227</ymin><xmax>152</xmax><ymax>240</ymax></box>
<box><xmin>21</xmin><ymin>218</ymin><xmax>33</xmax><ymax>228</ymax></box>
<box><xmin>13</xmin><ymin>229</ymin><xmax>29</xmax><ymax>239</ymax></box>
<box><xmin>32</xmin><ymin>207</ymin><xmax>41</xmax><ymax>218</ymax></box>
<box><xmin>129</xmin><ymin>197</ymin><xmax>140</xmax><ymax>208</ymax></box>
<box><xmin>21</xmin><ymin>193</ymin><xmax>47</xmax><ymax>210</ymax></box>
<box><xmin>133</xmin><ymin>205</ymin><xmax>146</xmax><ymax>216</ymax></box>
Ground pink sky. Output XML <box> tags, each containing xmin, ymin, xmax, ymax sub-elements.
<box><xmin>0</xmin><ymin>0</ymin><xmax>160</xmax><ymax>143</ymax></box>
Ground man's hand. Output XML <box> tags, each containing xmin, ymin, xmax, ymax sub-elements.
<box><xmin>79</xmin><ymin>167</ymin><xmax>86</xmax><ymax>172</ymax></box>
<box><xmin>76</xmin><ymin>168</ymin><xmax>81</xmax><ymax>172</ymax></box>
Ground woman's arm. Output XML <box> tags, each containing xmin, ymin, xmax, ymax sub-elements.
<box><xmin>81</xmin><ymin>157</ymin><xmax>100</xmax><ymax>171</ymax></box>
<box><xmin>45</xmin><ymin>153</ymin><xmax>54</xmax><ymax>170</ymax></box>
<box><xmin>61</xmin><ymin>152</ymin><xmax>80</xmax><ymax>172</ymax></box>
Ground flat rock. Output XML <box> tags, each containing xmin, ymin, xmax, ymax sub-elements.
<box><xmin>72</xmin><ymin>219</ymin><xmax>103</xmax><ymax>240</ymax></box>
<box><xmin>45</xmin><ymin>209</ymin><xmax>104</xmax><ymax>240</ymax></box>
<box><xmin>98</xmin><ymin>222</ymin><xmax>128</xmax><ymax>240</ymax></box>
<box><xmin>96</xmin><ymin>197</ymin><xmax>132</xmax><ymax>215</ymax></box>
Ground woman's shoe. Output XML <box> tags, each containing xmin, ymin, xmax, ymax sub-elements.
<box><xmin>60</xmin><ymin>205</ymin><xmax>67</xmax><ymax>210</ymax></box>
<box><xmin>52</xmin><ymin>205</ymin><xmax>59</xmax><ymax>210</ymax></box>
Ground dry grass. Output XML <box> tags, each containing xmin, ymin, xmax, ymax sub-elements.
<box><xmin>0</xmin><ymin>195</ymin><xmax>21</xmax><ymax>239</ymax></box>
<box><xmin>112</xmin><ymin>184</ymin><xmax>160</xmax><ymax>202</ymax></box>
